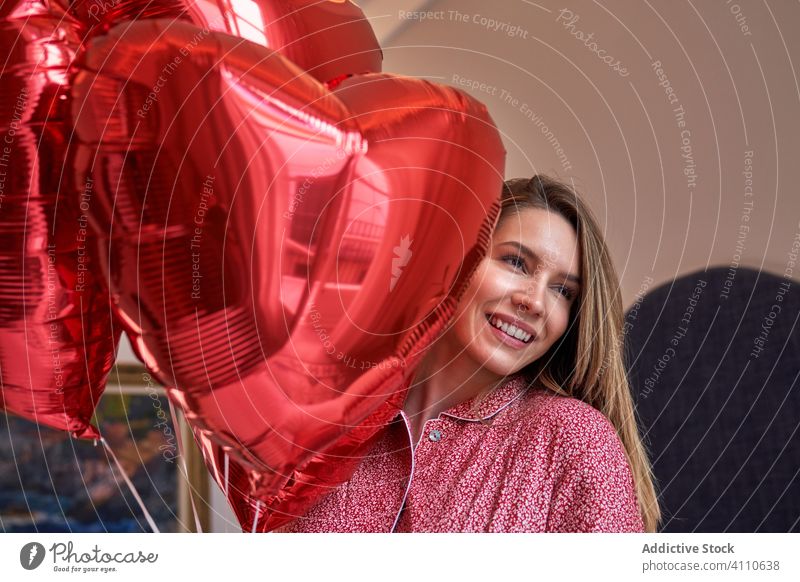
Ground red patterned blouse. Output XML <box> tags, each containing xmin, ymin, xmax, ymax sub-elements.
<box><xmin>277</xmin><ymin>375</ymin><xmax>644</xmax><ymax>532</ymax></box>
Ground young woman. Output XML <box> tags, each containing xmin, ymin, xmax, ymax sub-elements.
<box><xmin>278</xmin><ymin>175</ymin><xmax>660</xmax><ymax>532</ymax></box>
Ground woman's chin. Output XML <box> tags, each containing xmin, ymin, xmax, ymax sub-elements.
<box><xmin>473</xmin><ymin>350</ymin><xmax>525</xmax><ymax>378</ymax></box>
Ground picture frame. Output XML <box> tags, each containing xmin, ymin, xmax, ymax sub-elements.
<box><xmin>0</xmin><ymin>363</ymin><xmax>209</xmax><ymax>533</ymax></box>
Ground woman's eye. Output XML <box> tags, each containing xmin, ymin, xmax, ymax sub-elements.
<box><xmin>555</xmin><ymin>285</ymin><xmax>575</xmax><ymax>300</ymax></box>
<box><xmin>501</xmin><ymin>254</ymin><xmax>527</xmax><ymax>272</ymax></box>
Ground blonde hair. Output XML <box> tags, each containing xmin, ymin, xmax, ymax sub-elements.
<box><xmin>499</xmin><ymin>175</ymin><xmax>660</xmax><ymax>532</ymax></box>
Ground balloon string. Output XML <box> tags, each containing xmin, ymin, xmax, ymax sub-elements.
<box><xmin>223</xmin><ymin>452</ymin><xmax>230</xmax><ymax>498</ymax></box>
<box><xmin>251</xmin><ymin>500</ymin><xmax>263</xmax><ymax>533</ymax></box>
<box><xmin>99</xmin><ymin>437</ymin><xmax>161</xmax><ymax>533</ymax></box>
<box><xmin>167</xmin><ymin>399</ymin><xmax>204</xmax><ymax>533</ymax></box>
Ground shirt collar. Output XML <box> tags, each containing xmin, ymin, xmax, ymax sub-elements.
<box><xmin>439</xmin><ymin>375</ymin><xmax>530</xmax><ymax>422</ymax></box>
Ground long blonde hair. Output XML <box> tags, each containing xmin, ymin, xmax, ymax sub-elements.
<box><xmin>500</xmin><ymin>175</ymin><xmax>660</xmax><ymax>532</ymax></box>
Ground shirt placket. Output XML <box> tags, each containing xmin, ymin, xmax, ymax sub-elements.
<box><xmin>391</xmin><ymin>411</ymin><xmax>451</xmax><ymax>532</ymax></box>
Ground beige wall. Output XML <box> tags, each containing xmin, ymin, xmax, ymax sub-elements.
<box><xmin>361</xmin><ymin>0</ymin><xmax>800</xmax><ymax>305</ymax></box>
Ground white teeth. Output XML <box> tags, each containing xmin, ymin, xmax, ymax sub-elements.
<box><xmin>489</xmin><ymin>316</ymin><xmax>532</xmax><ymax>343</ymax></box>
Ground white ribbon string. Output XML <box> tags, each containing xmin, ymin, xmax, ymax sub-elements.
<box><xmin>251</xmin><ymin>500</ymin><xmax>263</xmax><ymax>533</ymax></box>
<box><xmin>99</xmin><ymin>437</ymin><xmax>160</xmax><ymax>533</ymax></box>
<box><xmin>223</xmin><ymin>452</ymin><xmax>230</xmax><ymax>498</ymax></box>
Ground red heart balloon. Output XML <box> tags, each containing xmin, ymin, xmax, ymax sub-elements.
<box><xmin>71</xmin><ymin>0</ymin><xmax>382</xmax><ymax>83</ymax></box>
<box><xmin>186</xmin><ymin>0</ymin><xmax>382</xmax><ymax>83</ymax></box>
<box><xmin>0</xmin><ymin>0</ymin><xmax>203</xmax><ymax>442</ymax></box>
<box><xmin>72</xmin><ymin>18</ymin><xmax>504</xmax><ymax>530</ymax></box>
<box><xmin>0</xmin><ymin>0</ymin><xmax>122</xmax><ymax>438</ymax></box>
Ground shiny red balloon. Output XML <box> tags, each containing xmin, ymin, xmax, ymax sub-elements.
<box><xmin>0</xmin><ymin>0</ymin><xmax>375</xmax><ymax>437</ymax></box>
<box><xmin>0</xmin><ymin>0</ymin><xmax>376</xmax><ymax>439</ymax></box>
<box><xmin>70</xmin><ymin>0</ymin><xmax>382</xmax><ymax>83</ymax></box>
<box><xmin>72</xmin><ymin>18</ymin><xmax>504</xmax><ymax>530</ymax></box>
<box><xmin>0</xmin><ymin>0</ymin><xmax>121</xmax><ymax>438</ymax></box>
<box><xmin>187</xmin><ymin>0</ymin><xmax>382</xmax><ymax>84</ymax></box>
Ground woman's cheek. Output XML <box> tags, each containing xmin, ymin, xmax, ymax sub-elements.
<box><xmin>482</xmin><ymin>262</ymin><xmax>516</xmax><ymax>295</ymax></box>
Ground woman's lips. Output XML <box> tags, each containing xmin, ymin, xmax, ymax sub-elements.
<box><xmin>485</xmin><ymin>314</ymin><xmax>531</xmax><ymax>350</ymax></box>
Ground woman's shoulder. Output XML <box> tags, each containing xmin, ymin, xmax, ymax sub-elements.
<box><xmin>516</xmin><ymin>385</ymin><xmax>616</xmax><ymax>431</ymax></box>
<box><xmin>492</xmin><ymin>379</ymin><xmax>642</xmax><ymax>532</ymax></box>
<box><xmin>511</xmin><ymin>385</ymin><xmax>626</xmax><ymax>462</ymax></box>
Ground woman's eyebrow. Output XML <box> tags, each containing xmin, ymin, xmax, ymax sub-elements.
<box><xmin>500</xmin><ymin>241</ymin><xmax>582</xmax><ymax>285</ymax></box>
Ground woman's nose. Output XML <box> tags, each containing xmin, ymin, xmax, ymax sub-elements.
<box><xmin>512</xmin><ymin>287</ymin><xmax>544</xmax><ymax>317</ymax></box>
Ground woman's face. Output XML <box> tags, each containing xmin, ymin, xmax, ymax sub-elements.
<box><xmin>445</xmin><ymin>207</ymin><xmax>582</xmax><ymax>378</ymax></box>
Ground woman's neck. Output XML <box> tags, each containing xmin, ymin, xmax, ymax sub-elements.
<box><xmin>402</xmin><ymin>327</ymin><xmax>505</xmax><ymax>444</ymax></box>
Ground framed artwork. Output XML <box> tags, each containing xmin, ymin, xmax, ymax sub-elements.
<box><xmin>0</xmin><ymin>364</ymin><xmax>209</xmax><ymax>533</ymax></box>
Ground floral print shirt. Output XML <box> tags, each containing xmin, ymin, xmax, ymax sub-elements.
<box><xmin>278</xmin><ymin>375</ymin><xmax>644</xmax><ymax>532</ymax></box>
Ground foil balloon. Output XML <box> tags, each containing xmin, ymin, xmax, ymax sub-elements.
<box><xmin>0</xmin><ymin>0</ymin><xmax>199</xmax><ymax>437</ymax></box>
<box><xmin>0</xmin><ymin>0</ymin><xmax>368</xmax><ymax>438</ymax></box>
<box><xmin>71</xmin><ymin>0</ymin><xmax>382</xmax><ymax>84</ymax></box>
<box><xmin>0</xmin><ymin>0</ymin><xmax>121</xmax><ymax>438</ymax></box>
<box><xmin>0</xmin><ymin>0</ymin><xmax>377</xmax><ymax>439</ymax></box>
<box><xmin>186</xmin><ymin>0</ymin><xmax>383</xmax><ymax>84</ymax></box>
<box><xmin>72</xmin><ymin>18</ymin><xmax>504</xmax><ymax>530</ymax></box>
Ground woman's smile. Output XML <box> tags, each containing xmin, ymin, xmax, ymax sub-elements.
<box><xmin>484</xmin><ymin>313</ymin><xmax>534</xmax><ymax>349</ymax></box>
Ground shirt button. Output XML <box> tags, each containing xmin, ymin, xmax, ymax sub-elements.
<box><xmin>428</xmin><ymin>429</ymin><xmax>442</xmax><ymax>442</ymax></box>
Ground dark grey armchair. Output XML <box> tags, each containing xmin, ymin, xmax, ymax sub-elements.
<box><xmin>625</xmin><ymin>266</ymin><xmax>799</xmax><ymax>532</ymax></box>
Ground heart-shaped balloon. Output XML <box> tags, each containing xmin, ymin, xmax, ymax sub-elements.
<box><xmin>72</xmin><ymin>18</ymin><xmax>503</xmax><ymax>529</ymax></box>
<box><xmin>0</xmin><ymin>0</ymin><xmax>379</xmax><ymax>439</ymax></box>
<box><xmin>186</xmin><ymin>0</ymin><xmax>383</xmax><ymax>84</ymax></box>
<box><xmin>1</xmin><ymin>0</ymin><xmax>498</xmax><ymax>531</ymax></box>
<box><xmin>70</xmin><ymin>0</ymin><xmax>382</xmax><ymax>83</ymax></box>
<box><xmin>0</xmin><ymin>0</ymin><xmax>125</xmax><ymax>438</ymax></box>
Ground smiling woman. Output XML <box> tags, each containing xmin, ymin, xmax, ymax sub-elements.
<box><xmin>277</xmin><ymin>175</ymin><xmax>660</xmax><ymax>533</ymax></box>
